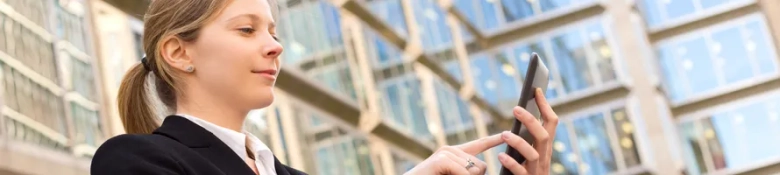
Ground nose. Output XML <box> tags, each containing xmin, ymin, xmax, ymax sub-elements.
<box><xmin>263</xmin><ymin>37</ymin><xmax>283</xmax><ymax>58</ymax></box>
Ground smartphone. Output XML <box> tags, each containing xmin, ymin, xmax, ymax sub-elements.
<box><xmin>499</xmin><ymin>53</ymin><xmax>549</xmax><ymax>175</ymax></box>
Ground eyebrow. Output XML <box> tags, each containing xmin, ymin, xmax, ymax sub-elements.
<box><xmin>226</xmin><ymin>13</ymin><xmax>276</xmax><ymax>29</ymax></box>
<box><xmin>226</xmin><ymin>13</ymin><xmax>261</xmax><ymax>22</ymax></box>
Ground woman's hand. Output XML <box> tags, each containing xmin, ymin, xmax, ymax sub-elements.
<box><xmin>497</xmin><ymin>88</ymin><xmax>559</xmax><ymax>175</ymax></box>
<box><xmin>404</xmin><ymin>88</ymin><xmax>559</xmax><ymax>175</ymax></box>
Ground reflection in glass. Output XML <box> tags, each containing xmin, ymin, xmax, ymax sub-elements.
<box><xmin>380</xmin><ymin>77</ymin><xmax>433</xmax><ymax>143</ymax></box>
<box><xmin>657</xmin><ymin>16</ymin><xmax>778</xmax><ymax>103</ymax></box>
<box><xmin>413</xmin><ymin>0</ymin><xmax>454</xmax><ymax>51</ymax></box>
<box><xmin>551</xmin><ymin>30</ymin><xmax>594</xmax><ymax>93</ymax></box>
<box><xmin>680</xmin><ymin>93</ymin><xmax>780</xmax><ymax>174</ymax></box>
<box><xmin>573</xmin><ymin>113</ymin><xmax>617</xmax><ymax>174</ymax></box>
<box><xmin>610</xmin><ymin>109</ymin><xmax>641</xmax><ymax>167</ymax></box>
<box><xmin>471</xmin><ymin>55</ymin><xmax>499</xmax><ymax>105</ymax></box>
<box><xmin>551</xmin><ymin>123</ymin><xmax>579</xmax><ymax>175</ymax></box>
<box><xmin>278</xmin><ymin>1</ymin><xmax>343</xmax><ymax>64</ymax></box>
<box><xmin>638</xmin><ymin>0</ymin><xmax>749</xmax><ymax>27</ymax></box>
<box><xmin>501</xmin><ymin>0</ymin><xmax>534</xmax><ymax>23</ymax></box>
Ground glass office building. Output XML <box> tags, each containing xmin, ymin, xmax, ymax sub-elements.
<box><xmin>4</xmin><ymin>0</ymin><xmax>780</xmax><ymax>174</ymax></box>
<box><xmin>0</xmin><ymin>0</ymin><xmax>104</xmax><ymax>174</ymax></box>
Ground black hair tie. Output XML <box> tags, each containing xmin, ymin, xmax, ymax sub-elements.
<box><xmin>140</xmin><ymin>57</ymin><xmax>151</xmax><ymax>72</ymax></box>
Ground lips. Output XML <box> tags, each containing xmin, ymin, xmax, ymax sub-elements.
<box><xmin>252</xmin><ymin>69</ymin><xmax>277</xmax><ymax>76</ymax></box>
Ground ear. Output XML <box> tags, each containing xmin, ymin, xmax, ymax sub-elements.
<box><xmin>159</xmin><ymin>36</ymin><xmax>192</xmax><ymax>72</ymax></box>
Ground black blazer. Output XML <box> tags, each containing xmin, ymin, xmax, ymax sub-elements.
<box><xmin>91</xmin><ymin>115</ymin><xmax>307</xmax><ymax>175</ymax></box>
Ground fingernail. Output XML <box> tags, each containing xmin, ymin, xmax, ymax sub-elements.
<box><xmin>502</xmin><ymin>131</ymin><xmax>511</xmax><ymax>140</ymax></box>
<box><xmin>498</xmin><ymin>153</ymin><xmax>507</xmax><ymax>162</ymax></box>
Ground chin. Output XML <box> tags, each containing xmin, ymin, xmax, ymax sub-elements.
<box><xmin>249</xmin><ymin>90</ymin><xmax>275</xmax><ymax>109</ymax></box>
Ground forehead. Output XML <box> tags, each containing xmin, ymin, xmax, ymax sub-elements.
<box><xmin>216</xmin><ymin>0</ymin><xmax>274</xmax><ymax>21</ymax></box>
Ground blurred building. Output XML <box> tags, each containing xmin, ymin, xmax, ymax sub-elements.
<box><xmin>0</xmin><ymin>0</ymin><xmax>102</xmax><ymax>174</ymax></box>
<box><xmin>3</xmin><ymin>0</ymin><xmax>780</xmax><ymax>175</ymax></box>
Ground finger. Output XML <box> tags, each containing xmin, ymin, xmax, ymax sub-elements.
<box><xmin>514</xmin><ymin>106</ymin><xmax>549</xmax><ymax>143</ymax></box>
<box><xmin>535</xmin><ymin>88</ymin><xmax>559</xmax><ymax>134</ymax></box>
<box><xmin>534</xmin><ymin>88</ymin><xmax>557</xmax><ymax>175</ymax></box>
<box><xmin>456</xmin><ymin>133</ymin><xmax>503</xmax><ymax>155</ymax></box>
<box><xmin>498</xmin><ymin>152</ymin><xmax>528</xmax><ymax>175</ymax></box>
<box><xmin>501</xmin><ymin>131</ymin><xmax>539</xmax><ymax>162</ymax></box>
<box><xmin>440</xmin><ymin>146</ymin><xmax>488</xmax><ymax>175</ymax></box>
<box><xmin>439</xmin><ymin>151</ymin><xmax>472</xmax><ymax>175</ymax></box>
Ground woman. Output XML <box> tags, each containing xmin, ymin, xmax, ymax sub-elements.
<box><xmin>90</xmin><ymin>0</ymin><xmax>559</xmax><ymax>174</ymax></box>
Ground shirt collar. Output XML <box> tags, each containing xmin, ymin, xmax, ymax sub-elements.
<box><xmin>177</xmin><ymin>114</ymin><xmax>276</xmax><ymax>174</ymax></box>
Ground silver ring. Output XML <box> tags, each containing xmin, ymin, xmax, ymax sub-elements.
<box><xmin>465</xmin><ymin>158</ymin><xmax>477</xmax><ymax>170</ymax></box>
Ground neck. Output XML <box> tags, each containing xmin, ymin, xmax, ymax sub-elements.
<box><xmin>176</xmin><ymin>85</ymin><xmax>248</xmax><ymax>132</ymax></box>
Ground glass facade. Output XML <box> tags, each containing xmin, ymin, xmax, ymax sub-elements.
<box><xmin>679</xmin><ymin>91</ymin><xmax>780</xmax><ymax>174</ymax></box>
<box><xmin>638</xmin><ymin>0</ymin><xmax>751</xmax><ymax>28</ymax></box>
<box><xmin>460</xmin><ymin>20</ymin><xmax>617</xmax><ymax>113</ymax></box>
<box><xmin>8</xmin><ymin>0</ymin><xmax>779</xmax><ymax>174</ymax></box>
<box><xmin>454</xmin><ymin>0</ymin><xmax>593</xmax><ymax>31</ymax></box>
<box><xmin>378</xmin><ymin>74</ymin><xmax>434</xmax><ymax>143</ymax></box>
<box><xmin>657</xmin><ymin>14</ymin><xmax>778</xmax><ymax>103</ymax></box>
<box><xmin>0</xmin><ymin>0</ymin><xmax>102</xmax><ymax>162</ymax></box>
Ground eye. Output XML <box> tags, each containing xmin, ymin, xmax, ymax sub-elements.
<box><xmin>272</xmin><ymin>36</ymin><xmax>280</xmax><ymax>41</ymax></box>
<box><xmin>238</xmin><ymin>27</ymin><xmax>256</xmax><ymax>34</ymax></box>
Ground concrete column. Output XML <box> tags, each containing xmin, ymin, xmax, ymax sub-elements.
<box><xmin>414</xmin><ymin>63</ymin><xmax>447</xmax><ymax>147</ymax></box>
<box><xmin>368</xmin><ymin>135</ymin><xmax>397</xmax><ymax>175</ymax></box>
<box><xmin>604</xmin><ymin>0</ymin><xmax>680</xmax><ymax>174</ymax></box>
<box><xmin>759</xmin><ymin>0</ymin><xmax>780</xmax><ymax>61</ymax></box>
<box><xmin>445</xmin><ymin>13</ymin><xmax>477</xmax><ymax>101</ymax></box>
<box><xmin>469</xmin><ymin>103</ymin><xmax>496</xmax><ymax>175</ymax></box>
<box><xmin>276</xmin><ymin>92</ymin><xmax>306</xmax><ymax>170</ymax></box>
<box><xmin>340</xmin><ymin>12</ymin><xmax>384</xmax><ymax>133</ymax></box>
<box><xmin>400</xmin><ymin>0</ymin><xmax>423</xmax><ymax>59</ymax></box>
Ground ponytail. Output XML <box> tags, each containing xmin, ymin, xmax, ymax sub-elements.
<box><xmin>117</xmin><ymin>64</ymin><xmax>159</xmax><ymax>134</ymax></box>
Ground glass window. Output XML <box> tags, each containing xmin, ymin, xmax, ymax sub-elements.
<box><xmin>0</xmin><ymin>15</ymin><xmax>57</xmax><ymax>83</ymax></box>
<box><xmin>70</xmin><ymin>102</ymin><xmax>102</xmax><ymax>147</ymax></box>
<box><xmin>638</xmin><ymin>0</ymin><xmax>750</xmax><ymax>28</ymax></box>
<box><xmin>454</xmin><ymin>0</ymin><xmax>501</xmax><ymax>30</ymax></box>
<box><xmin>56</xmin><ymin>3</ymin><xmax>89</xmax><ymax>53</ymax></box>
<box><xmin>680</xmin><ymin>92</ymin><xmax>780</xmax><ymax>174</ymax></box>
<box><xmin>305</xmin><ymin>52</ymin><xmax>358</xmax><ymax>101</ymax></box>
<box><xmin>393</xmin><ymin>152</ymin><xmax>418</xmax><ymax>174</ymax></box>
<box><xmin>3</xmin><ymin>0</ymin><xmax>48</xmax><ymax>28</ymax></box>
<box><xmin>657</xmin><ymin>15</ymin><xmax>777</xmax><ymax>103</ymax></box>
<box><xmin>70</xmin><ymin>56</ymin><xmax>97</xmax><ymax>101</ymax></box>
<box><xmin>573</xmin><ymin>113</ymin><xmax>618</xmax><ymax>174</ymax></box>
<box><xmin>744</xmin><ymin>20</ymin><xmax>778</xmax><ymax>76</ymax></box>
<box><xmin>493</xmin><ymin>52</ymin><xmax>522</xmax><ymax>111</ymax></box>
<box><xmin>278</xmin><ymin>1</ymin><xmax>344</xmax><ymax>64</ymax></box>
<box><xmin>365</xmin><ymin>28</ymin><xmax>405</xmax><ymax>67</ymax></box>
<box><xmin>551</xmin><ymin>28</ymin><xmax>595</xmax><ymax>93</ymax></box>
<box><xmin>368</xmin><ymin>0</ymin><xmax>408</xmax><ymax>38</ymax></box>
<box><xmin>379</xmin><ymin>76</ymin><xmax>433</xmax><ymax>143</ymax></box>
<box><xmin>294</xmin><ymin>109</ymin><xmax>376</xmax><ymax>175</ymax></box>
<box><xmin>413</xmin><ymin>0</ymin><xmax>454</xmax><ymax>52</ymax></box>
<box><xmin>550</xmin><ymin>123</ymin><xmax>579</xmax><ymax>175</ymax></box>
<box><xmin>470</xmin><ymin>55</ymin><xmax>499</xmax><ymax>105</ymax></box>
<box><xmin>500</xmin><ymin>0</ymin><xmax>534</xmax><ymax>23</ymax></box>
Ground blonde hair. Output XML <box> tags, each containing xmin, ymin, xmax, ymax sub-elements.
<box><xmin>118</xmin><ymin>0</ymin><xmax>280</xmax><ymax>134</ymax></box>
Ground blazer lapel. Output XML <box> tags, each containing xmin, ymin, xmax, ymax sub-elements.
<box><xmin>154</xmin><ymin>116</ymin><xmax>256</xmax><ymax>175</ymax></box>
<box><xmin>273</xmin><ymin>156</ymin><xmax>291</xmax><ymax>175</ymax></box>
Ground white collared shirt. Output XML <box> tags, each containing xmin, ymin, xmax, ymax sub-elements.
<box><xmin>179</xmin><ymin>114</ymin><xmax>276</xmax><ymax>175</ymax></box>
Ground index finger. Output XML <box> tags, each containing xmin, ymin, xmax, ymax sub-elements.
<box><xmin>456</xmin><ymin>133</ymin><xmax>504</xmax><ymax>155</ymax></box>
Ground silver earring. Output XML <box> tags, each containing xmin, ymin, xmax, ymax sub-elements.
<box><xmin>185</xmin><ymin>65</ymin><xmax>195</xmax><ymax>73</ymax></box>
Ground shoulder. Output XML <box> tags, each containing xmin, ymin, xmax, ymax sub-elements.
<box><xmin>91</xmin><ymin>134</ymin><xmax>184</xmax><ymax>175</ymax></box>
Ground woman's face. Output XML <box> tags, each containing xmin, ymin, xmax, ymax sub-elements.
<box><xmin>184</xmin><ymin>0</ymin><xmax>282</xmax><ymax>110</ymax></box>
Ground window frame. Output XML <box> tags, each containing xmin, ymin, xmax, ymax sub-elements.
<box><xmin>675</xmin><ymin>88</ymin><xmax>780</xmax><ymax>175</ymax></box>
<box><xmin>467</xmin><ymin>15</ymin><xmax>625</xmax><ymax>106</ymax></box>
<box><xmin>643</xmin><ymin>0</ymin><xmax>757</xmax><ymax>33</ymax></box>
<box><xmin>654</xmin><ymin>13</ymin><xmax>780</xmax><ymax>107</ymax></box>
